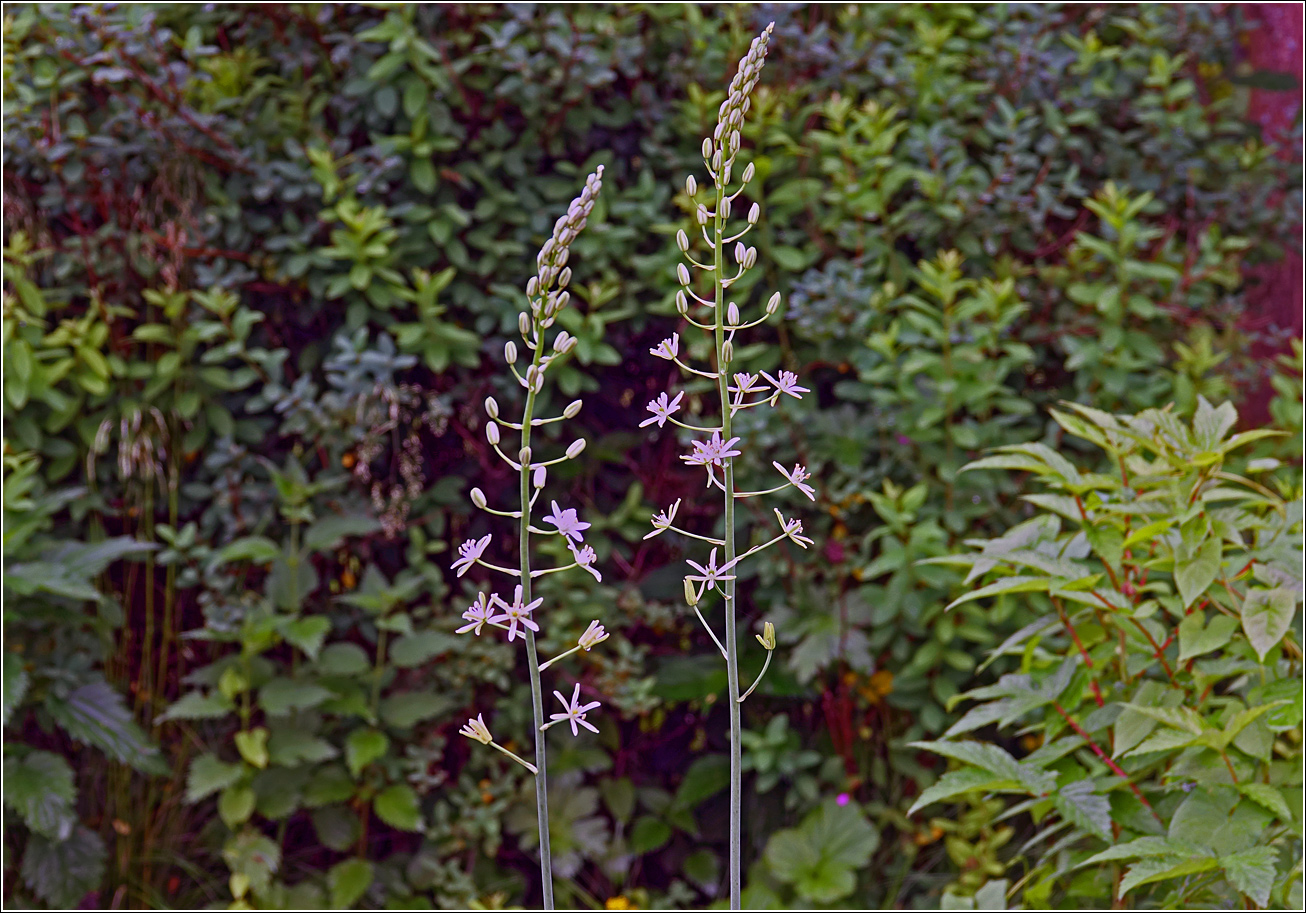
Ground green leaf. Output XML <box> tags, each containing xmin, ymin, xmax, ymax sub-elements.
<box><xmin>911</xmin><ymin>740</ymin><xmax>1056</xmax><ymax>794</ymax></box>
<box><xmin>268</xmin><ymin>725</ymin><xmax>339</xmax><ymax>767</ymax></box>
<box><xmin>1174</xmin><ymin>538</ymin><xmax>1221</xmax><ymax>608</ymax></box>
<box><xmin>312</xmin><ymin>805</ymin><xmax>361</xmax><ymax>852</ymax></box>
<box><xmin>304</xmin><ymin>513</ymin><xmax>382</xmax><ymax>552</ymax></box>
<box><xmin>1080</xmin><ymin>836</ymin><xmax>1196</xmax><ymax>868</ymax></box>
<box><xmin>221</xmin><ymin>830</ymin><xmax>281</xmax><ymax>897</ymax></box>
<box><xmin>185</xmin><ymin>753</ymin><xmax>245</xmax><ymax>803</ymax></box>
<box><xmin>1241</xmin><ymin>587</ymin><xmax>1297</xmax><ymax>660</ymax></box>
<box><xmin>318</xmin><ymin>642</ymin><xmax>371</xmax><ymax>676</ymax></box>
<box><xmin>216</xmin><ymin>535</ymin><xmax>281</xmax><ymax>565</ymax></box>
<box><xmin>1119</xmin><ymin>856</ymin><xmax>1221</xmax><ymax>898</ymax></box>
<box><xmin>1051</xmin><ymin>779</ymin><xmax>1112</xmax><ymax>841</ymax></box>
<box><xmin>378</xmin><ymin>691</ymin><xmax>454</xmax><ymax>728</ymax></box>
<box><xmin>946</xmin><ymin>576</ymin><xmax>1052</xmax><ymax>611</ymax></box>
<box><xmin>914</xmin><ymin>763</ymin><xmax>1023</xmax><ymax>813</ymax></box>
<box><xmin>235</xmin><ymin>728</ymin><xmax>270</xmax><ymax>769</ymax></box>
<box><xmin>1177</xmin><ymin>612</ymin><xmax>1239</xmax><ymax>662</ymax></box>
<box><xmin>672</xmin><ymin>754</ymin><xmax>730</xmax><ymax>809</ymax></box>
<box><xmin>219</xmin><ymin>784</ymin><xmax>257</xmax><ymax>827</ymax></box>
<box><xmin>21</xmin><ymin>827</ymin><xmax>106</xmax><ymax>909</ymax></box>
<box><xmin>46</xmin><ymin>679</ymin><xmax>159</xmax><ymax>772</ymax></box>
<box><xmin>259</xmin><ymin>678</ymin><xmax>334</xmax><ymax>716</ymax></box>
<box><xmin>630</xmin><ymin>815</ymin><xmax>672</xmax><ymax>853</ymax></box>
<box><xmin>283</xmin><ymin>616</ymin><xmax>331</xmax><ymax>660</ymax></box>
<box><xmin>159</xmin><ymin>690</ymin><xmax>233</xmax><ymax>722</ymax></box>
<box><xmin>373</xmin><ymin>783</ymin><xmax>423</xmax><ymax>832</ymax></box>
<box><xmin>765</xmin><ymin>798</ymin><xmax>879</xmax><ymax>903</ymax></box>
<box><xmin>389</xmin><ymin>630</ymin><xmax>459</xmax><ymax>667</ymax></box>
<box><xmin>3</xmin><ymin>751</ymin><xmax>77</xmax><ymax>839</ymax></box>
<box><xmin>1220</xmin><ymin>847</ymin><xmax>1278</xmax><ymax>908</ymax></box>
<box><xmin>3</xmin><ymin>654</ymin><xmax>30</xmax><ymax>725</ymax></box>
<box><xmin>1236</xmin><ymin>783</ymin><xmax>1293</xmax><ymax>825</ymax></box>
<box><xmin>328</xmin><ymin>858</ymin><xmax>374</xmax><ymax>908</ymax></box>
<box><xmin>345</xmin><ymin>728</ymin><xmax>389</xmax><ymax>777</ymax></box>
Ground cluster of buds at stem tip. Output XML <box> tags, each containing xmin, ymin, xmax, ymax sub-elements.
<box><xmin>702</xmin><ymin>22</ymin><xmax>774</xmax><ymax>182</ymax></box>
<box><xmin>525</xmin><ymin>165</ymin><xmax>604</xmax><ymax>334</ymax></box>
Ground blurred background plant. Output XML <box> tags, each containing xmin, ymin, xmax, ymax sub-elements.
<box><xmin>2</xmin><ymin>2</ymin><xmax>1300</xmax><ymax>909</ymax></box>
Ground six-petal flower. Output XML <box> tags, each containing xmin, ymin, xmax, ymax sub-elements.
<box><xmin>650</xmin><ymin>335</ymin><xmax>680</xmax><ymax>360</ymax></box>
<box><xmin>760</xmin><ymin>369</ymin><xmax>809</xmax><ymax>403</ymax></box>
<box><xmin>640</xmin><ymin>390</ymin><xmax>685</xmax><ymax>429</ymax></box>
<box><xmin>645</xmin><ymin>499</ymin><xmax>682</xmax><ymax>540</ymax></box>
<box><xmin>456</xmin><ymin>592</ymin><xmax>494</xmax><ymax>635</ymax></box>
<box><xmin>772</xmin><ymin>461</ymin><xmax>816</xmax><ymax>501</ymax></box>
<box><xmin>550</xmin><ymin>683</ymin><xmax>601</xmax><ymax>737</ymax></box>
<box><xmin>543</xmin><ymin>500</ymin><xmax>590</xmax><ymax>543</ymax></box>
<box><xmin>681</xmin><ymin>430</ymin><xmax>743</xmax><ymax>469</ymax></box>
<box><xmin>451</xmin><ymin>533</ymin><xmax>492</xmax><ymax>576</ymax></box>
<box><xmin>489</xmin><ymin>585</ymin><xmax>543</xmax><ymax>642</ymax></box>
<box><xmin>685</xmin><ymin>547</ymin><xmax>738</xmax><ymax>592</ymax></box>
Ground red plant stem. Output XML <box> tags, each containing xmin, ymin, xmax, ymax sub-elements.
<box><xmin>1053</xmin><ymin>701</ymin><xmax>1163</xmax><ymax>824</ymax></box>
<box><xmin>1128</xmin><ymin>617</ymin><xmax>1178</xmax><ymax>685</ymax></box>
<box><xmin>1054</xmin><ymin>597</ymin><xmax>1105</xmax><ymax>707</ymax></box>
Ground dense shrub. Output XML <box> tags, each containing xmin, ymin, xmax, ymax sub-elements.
<box><xmin>2</xmin><ymin>3</ymin><xmax>1300</xmax><ymax>909</ymax></box>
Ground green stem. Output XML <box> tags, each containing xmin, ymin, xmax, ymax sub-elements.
<box><xmin>714</xmin><ymin>177</ymin><xmax>743</xmax><ymax>912</ymax></box>
<box><xmin>520</xmin><ymin>338</ymin><xmax>554</xmax><ymax>910</ymax></box>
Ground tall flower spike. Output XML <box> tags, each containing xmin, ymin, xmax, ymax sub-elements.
<box><xmin>632</xmin><ymin>23</ymin><xmax>802</xmax><ymax>912</ymax></box>
<box><xmin>459</xmin><ymin>167</ymin><xmax>608</xmax><ymax>910</ymax></box>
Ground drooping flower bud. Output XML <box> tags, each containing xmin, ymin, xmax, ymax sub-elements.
<box><xmin>742</xmin><ymin>162</ymin><xmax>755</xmax><ymax>184</ymax></box>
<box><xmin>677</xmin><ymin>263</ymin><xmax>691</xmax><ymax>286</ymax></box>
<box><xmin>485</xmin><ymin>396</ymin><xmax>500</xmax><ymax>419</ymax></box>
<box><xmin>563</xmin><ymin>400</ymin><xmax>583</xmax><ymax>419</ymax></box>
<box><xmin>756</xmin><ymin>621</ymin><xmax>776</xmax><ymax>651</ymax></box>
<box><xmin>747</xmin><ymin>202</ymin><xmax>760</xmax><ymax>225</ymax></box>
<box><xmin>686</xmin><ymin>175</ymin><xmax>697</xmax><ymax>196</ymax></box>
<box><xmin>487</xmin><ymin>423</ymin><xmax>501</xmax><ymax>445</ymax></box>
<box><xmin>470</xmin><ymin>487</ymin><xmax>488</xmax><ymax>509</ymax></box>
<box><xmin>684</xmin><ymin>578</ymin><xmax>699</xmax><ymax>606</ymax></box>
<box><xmin>565</xmin><ymin>439</ymin><xmax>586</xmax><ymax>460</ymax></box>
<box><xmin>676</xmin><ymin>229</ymin><xmax>689</xmax><ymax>253</ymax></box>
<box><xmin>533</xmin><ymin>466</ymin><xmax>546</xmax><ymax>489</ymax></box>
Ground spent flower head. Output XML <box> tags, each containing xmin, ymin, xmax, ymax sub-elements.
<box><xmin>578</xmin><ymin>620</ymin><xmax>609</xmax><ymax>651</ymax></box>
<box><xmin>459</xmin><ymin>714</ymin><xmax>493</xmax><ymax>745</ymax></box>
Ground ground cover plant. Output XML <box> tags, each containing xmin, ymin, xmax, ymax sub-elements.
<box><xmin>2</xmin><ymin>3</ymin><xmax>1302</xmax><ymax>910</ymax></box>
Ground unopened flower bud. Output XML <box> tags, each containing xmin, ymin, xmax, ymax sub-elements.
<box><xmin>519</xmin><ymin>445</ymin><xmax>532</xmax><ymax>465</ymax></box>
<box><xmin>722</xmin><ymin>163</ymin><xmax>731</xmax><ymax>186</ymax></box>
<box><xmin>554</xmin><ymin>331</ymin><xmax>571</xmax><ymax>353</ymax></box>
<box><xmin>686</xmin><ymin>175</ymin><xmax>697</xmax><ymax>196</ymax></box>
<box><xmin>519</xmin><ymin>312</ymin><xmax>531</xmax><ymax>337</ymax></box>
<box><xmin>742</xmin><ymin>162</ymin><xmax>755</xmax><ymax>184</ymax></box>
<box><xmin>532</xmin><ymin>373</ymin><xmax>544</xmax><ymax>393</ymax></box>
<box><xmin>676</xmin><ymin>229</ymin><xmax>689</xmax><ymax>253</ymax></box>
<box><xmin>755</xmin><ymin>621</ymin><xmax>776</xmax><ymax>651</ymax></box>
<box><xmin>701</xmin><ymin>138</ymin><xmax>713</xmax><ymax>159</ymax></box>
<box><xmin>558</xmin><ymin>266</ymin><xmax>572</xmax><ymax>289</ymax></box>
<box><xmin>487</xmin><ymin>423</ymin><xmax>501</xmax><ymax>446</ymax></box>
<box><xmin>566</xmin><ymin>439</ymin><xmax>586</xmax><ymax>460</ymax></box>
<box><xmin>727</xmin><ymin>302</ymin><xmax>740</xmax><ymax>325</ymax></box>
<box><xmin>722</xmin><ymin>340</ymin><xmax>734</xmax><ymax>364</ymax></box>
<box><xmin>747</xmin><ymin>202</ymin><xmax>760</xmax><ymax>225</ymax></box>
<box><xmin>677</xmin><ymin>263</ymin><xmax>691</xmax><ymax>286</ymax></box>
<box><xmin>720</xmin><ymin>196</ymin><xmax>731</xmax><ymax>220</ymax></box>
<box><xmin>766</xmin><ymin>291</ymin><xmax>781</xmax><ymax>315</ymax></box>
<box><xmin>526</xmin><ymin>365</ymin><xmax>539</xmax><ymax>387</ymax></box>
<box><xmin>533</xmin><ymin>466</ymin><xmax>546</xmax><ymax>489</ymax></box>
<box><xmin>485</xmin><ymin>396</ymin><xmax>500</xmax><ymax>419</ymax></box>
<box><xmin>734</xmin><ymin>241</ymin><xmax>746</xmax><ymax>264</ymax></box>
<box><xmin>505</xmin><ymin>341</ymin><xmax>517</xmax><ymax>364</ymax></box>
<box><xmin>696</xmin><ymin>205</ymin><xmax>709</xmax><ymax>226</ymax></box>
<box><xmin>684</xmin><ymin>578</ymin><xmax>699</xmax><ymax>607</ymax></box>
<box><xmin>563</xmin><ymin>399</ymin><xmax>583</xmax><ymax>419</ymax></box>
<box><xmin>527</xmin><ymin>276</ymin><xmax>539</xmax><ymax>298</ymax></box>
<box><xmin>556</xmin><ymin>290</ymin><xmax>570</xmax><ymax>310</ymax></box>
<box><xmin>744</xmin><ymin>246</ymin><xmax>757</xmax><ymax>269</ymax></box>
<box><xmin>675</xmin><ymin>290</ymin><xmax>689</xmax><ymax>315</ymax></box>
<box><xmin>730</xmin><ymin>130</ymin><xmax>741</xmax><ymax>153</ymax></box>
<box><xmin>470</xmin><ymin>487</ymin><xmax>488</xmax><ymax>509</ymax></box>
<box><xmin>712</xmin><ymin>150</ymin><xmax>722</xmax><ymax>171</ymax></box>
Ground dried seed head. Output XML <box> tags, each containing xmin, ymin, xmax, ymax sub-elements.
<box><xmin>563</xmin><ymin>399</ymin><xmax>583</xmax><ymax>419</ymax></box>
<box><xmin>485</xmin><ymin>396</ymin><xmax>500</xmax><ymax>419</ymax></box>
<box><xmin>470</xmin><ymin>487</ymin><xmax>488</xmax><ymax>509</ymax></box>
<box><xmin>566</xmin><ymin>439</ymin><xmax>586</xmax><ymax>460</ymax></box>
<box><xmin>676</xmin><ymin>229</ymin><xmax>689</xmax><ymax>253</ymax></box>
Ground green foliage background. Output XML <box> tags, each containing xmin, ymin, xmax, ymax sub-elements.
<box><xmin>2</xmin><ymin>3</ymin><xmax>1301</xmax><ymax>909</ymax></box>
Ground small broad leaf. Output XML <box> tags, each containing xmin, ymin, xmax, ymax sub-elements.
<box><xmin>1220</xmin><ymin>846</ymin><xmax>1278</xmax><ymax>908</ymax></box>
<box><xmin>46</xmin><ymin>679</ymin><xmax>159</xmax><ymax>772</ymax></box>
<box><xmin>1174</xmin><ymin>539</ymin><xmax>1221</xmax><ymax>609</ymax></box>
<box><xmin>185</xmin><ymin>753</ymin><xmax>245</xmax><ymax>803</ymax></box>
<box><xmin>304</xmin><ymin>513</ymin><xmax>381</xmax><ymax>552</ymax></box>
<box><xmin>283</xmin><ymin>616</ymin><xmax>331</xmax><ymax>660</ymax></box>
<box><xmin>219</xmin><ymin>784</ymin><xmax>257</xmax><ymax>827</ymax></box>
<box><xmin>947</xmin><ymin>576</ymin><xmax>1052</xmax><ymax>611</ymax></box>
<box><xmin>345</xmin><ymin>728</ymin><xmax>389</xmax><ymax>777</ymax></box>
<box><xmin>3</xmin><ymin>751</ymin><xmax>77</xmax><ymax>840</ymax></box>
<box><xmin>1051</xmin><ymin>779</ymin><xmax>1112</xmax><ymax>841</ymax></box>
<box><xmin>389</xmin><ymin>631</ymin><xmax>459</xmax><ymax>668</ymax></box>
<box><xmin>328</xmin><ymin>858</ymin><xmax>374</xmax><ymax>908</ymax></box>
<box><xmin>908</xmin><ymin>767</ymin><xmax>1021</xmax><ymax>816</ymax></box>
<box><xmin>1079</xmin><ymin>836</ymin><xmax>1197</xmax><ymax>868</ymax></box>
<box><xmin>3</xmin><ymin>653</ymin><xmax>30</xmax><ymax>725</ymax></box>
<box><xmin>1119</xmin><ymin>856</ymin><xmax>1221</xmax><ymax>898</ymax></box>
<box><xmin>235</xmin><ymin>728</ymin><xmax>270</xmax><ymax>769</ymax></box>
<box><xmin>1177</xmin><ymin>612</ymin><xmax>1239</xmax><ymax>662</ymax></box>
<box><xmin>216</xmin><ymin>536</ymin><xmax>281</xmax><ymax>565</ymax></box>
<box><xmin>258</xmin><ymin>678</ymin><xmax>333</xmax><ymax>716</ymax></box>
<box><xmin>1241</xmin><ymin>587</ymin><xmax>1296</xmax><ymax>661</ymax></box>
<box><xmin>373</xmin><ymin>783</ymin><xmax>423</xmax><ymax>832</ymax></box>
<box><xmin>1236</xmin><ymin>783</ymin><xmax>1293</xmax><ymax>825</ymax></box>
<box><xmin>21</xmin><ymin>827</ymin><xmax>106</xmax><ymax>908</ymax></box>
<box><xmin>378</xmin><ymin>691</ymin><xmax>454</xmax><ymax>728</ymax></box>
<box><xmin>159</xmin><ymin>690</ymin><xmax>233</xmax><ymax>722</ymax></box>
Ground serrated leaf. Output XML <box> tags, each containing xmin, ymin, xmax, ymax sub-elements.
<box><xmin>1220</xmin><ymin>846</ymin><xmax>1278</xmax><ymax>907</ymax></box>
<box><xmin>3</xmin><ymin>653</ymin><xmax>30</xmax><ymax>725</ymax></box>
<box><xmin>312</xmin><ymin>805</ymin><xmax>361</xmax><ymax>852</ymax></box>
<box><xmin>159</xmin><ymin>690</ymin><xmax>234</xmax><ymax>722</ymax></box>
<box><xmin>908</xmin><ymin>768</ymin><xmax>1021</xmax><ymax>815</ymax></box>
<box><xmin>283</xmin><ymin>616</ymin><xmax>331</xmax><ymax>660</ymax></box>
<box><xmin>218</xmin><ymin>784</ymin><xmax>257</xmax><ymax>827</ymax></box>
<box><xmin>1241</xmin><ymin>587</ymin><xmax>1296</xmax><ymax>661</ymax></box>
<box><xmin>21</xmin><ymin>827</ymin><xmax>106</xmax><ymax>908</ymax></box>
<box><xmin>1236</xmin><ymin>783</ymin><xmax>1293</xmax><ymax>825</ymax></box>
<box><xmin>46</xmin><ymin>679</ymin><xmax>159</xmax><ymax>771</ymax></box>
<box><xmin>345</xmin><ymin>728</ymin><xmax>389</xmax><ymax>777</ymax></box>
<box><xmin>1079</xmin><ymin>836</ymin><xmax>1196</xmax><ymax>868</ymax></box>
<box><xmin>318</xmin><ymin>642</ymin><xmax>371</xmax><ymax>676</ymax></box>
<box><xmin>912</xmin><ymin>740</ymin><xmax>1056</xmax><ymax>794</ymax></box>
<box><xmin>268</xmin><ymin>726</ymin><xmax>339</xmax><ymax>767</ymax></box>
<box><xmin>328</xmin><ymin>858</ymin><xmax>373</xmax><ymax>908</ymax></box>
<box><xmin>1051</xmin><ymin>779</ymin><xmax>1112</xmax><ymax>840</ymax></box>
<box><xmin>1119</xmin><ymin>856</ymin><xmax>1221</xmax><ymax>898</ymax></box>
<box><xmin>258</xmin><ymin>678</ymin><xmax>333</xmax><ymax>716</ymax></box>
<box><xmin>221</xmin><ymin>830</ymin><xmax>281</xmax><ymax>897</ymax></box>
<box><xmin>3</xmin><ymin>751</ymin><xmax>77</xmax><ymax>839</ymax></box>
<box><xmin>185</xmin><ymin>753</ymin><xmax>245</xmax><ymax>803</ymax></box>
<box><xmin>235</xmin><ymin>728</ymin><xmax>270</xmax><ymax>769</ymax></box>
<box><xmin>373</xmin><ymin>783</ymin><xmax>422</xmax><ymax>831</ymax></box>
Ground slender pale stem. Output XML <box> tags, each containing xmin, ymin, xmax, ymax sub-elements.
<box><xmin>713</xmin><ymin>173</ymin><xmax>744</xmax><ymax>912</ymax></box>
<box><xmin>519</xmin><ymin>335</ymin><xmax>554</xmax><ymax>910</ymax></box>
<box><xmin>738</xmin><ymin>651</ymin><xmax>773</xmax><ymax>703</ymax></box>
<box><xmin>490</xmin><ymin>740</ymin><xmax>538</xmax><ymax>775</ymax></box>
